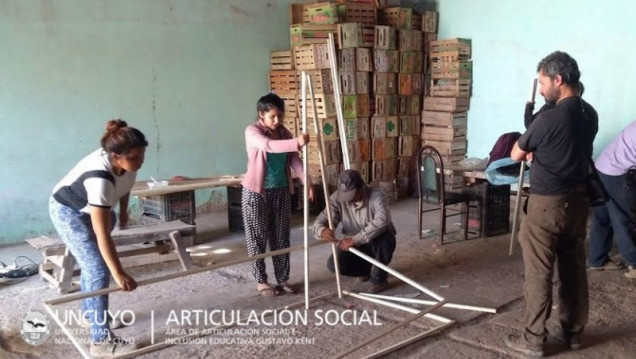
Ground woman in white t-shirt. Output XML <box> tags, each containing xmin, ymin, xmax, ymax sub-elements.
<box><xmin>49</xmin><ymin>119</ymin><xmax>147</xmax><ymax>357</ymax></box>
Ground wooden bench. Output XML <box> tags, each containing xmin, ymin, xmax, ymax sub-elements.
<box><xmin>39</xmin><ymin>221</ymin><xmax>196</xmax><ymax>294</ymax></box>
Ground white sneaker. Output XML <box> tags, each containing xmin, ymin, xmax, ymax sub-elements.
<box><xmin>80</xmin><ymin>315</ymin><xmax>124</xmax><ymax>330</ymax></box>
<box><xmin>89</xmin><ymin>333</ymin><xmax>137</xmax><ymax>358</ymax></box>
<box><xmin>626</xmin><ymin>265</ymin><xmax>636</xmax><ymax>279</ymax></box>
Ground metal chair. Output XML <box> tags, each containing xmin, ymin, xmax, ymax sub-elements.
<box><xmin>417</xmin><ymin>145</ymin><xmax>471</xmax><ymax>245</ymax></box>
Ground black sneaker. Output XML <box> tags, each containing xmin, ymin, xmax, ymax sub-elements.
<box><xmin>549</xmin><ymin>326</ymin><xmax>582</xmax><ymax>350</ymax></box>
<box><xmin>368</xmin><ymin>282</ymin><xmax>388</xmax><ymax>294</ymax></box>
<box><xmin>504</xmin><ymin>333</ymin><xmax>544</xmax><ymax>358</ymax></box>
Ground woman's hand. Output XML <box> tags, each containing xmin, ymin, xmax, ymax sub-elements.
<box><xmin>297</xmin><ymin>133</ymin><xmax>310</xmax><ymax>147</ymax></box>
<box><xmin>308</xmin><ymin>185</ymin><xmax>315</xmax><ymax>202</ymax></box>
<box><xmin>118</xmin><ymin>211</ymin><xmax>129</xmax><ymax>229</ymax></box>
<box><xmin>113</xmin><ymin>271</ymin><xmax>138</xmax><ymax>291</ymax></box>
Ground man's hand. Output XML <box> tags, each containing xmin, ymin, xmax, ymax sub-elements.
<box><xmin>339</xmin><ymin>238</ymin><xmax>356</xmax><ymax>251</ymax></box>
<box><xmin>320</xmin><ymin>228</ymin><xmax>337</xmax><ymax>243</ymax></box>
<box><xmin>113</xmin><ymin>271</ymin><xmax>137</xmax><ymax>291</ymax></box>
<box><xmin>308</xmin><ymin>185</ymin><xmax>315</xmax><ymax>202</ymax></box>
<box><xmin>526</xmin><ymin>152</ymin><xmax>534</xmax><ymax>162</ymax></box>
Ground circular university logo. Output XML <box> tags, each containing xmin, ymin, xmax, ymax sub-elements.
<box><xmin>20</xmin><ymin>310</ymin><xmax>51</xmax><ymax>346</ymax></box>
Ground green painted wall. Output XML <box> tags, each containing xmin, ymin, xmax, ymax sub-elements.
<box><xmin>0</xmin><ymin>0</ymin><xmax>297</xmax><ymax>244</ymax></box>
<box><xmin>434</xmin><ymin>0</ymin><xmax>636</xmax><ymax>159</ymax></box>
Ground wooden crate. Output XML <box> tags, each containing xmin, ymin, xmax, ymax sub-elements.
<box><xmin>381</xmin><ymin>7</ymin><xmax>413</xmax><ymax>29</ymax></box>
<box><xmin>413</xmin><ymin>114</ymin><xmax>421</xmax><ymax>134</ymax></box>
<box><xmin>373</xmin><ymin>49</ymin><xmax>399</xmax><ymax>72</ymax></box>
<box><xmin>371</xmin><ymin>116</ymin><xmax>387</xmax><ymax>138</ymax></box>
<box><xmin>398</xmin><ymin>96</ymin><xmax>408</xmax><ymax>116</ymax></box>
<box><xmin>294</xmin><ymin>42</ymin><xmax>330</xmax><ymax>70</ymax></box>
<box><xmin>421</xmin><ymin>110</ymin><xmax>468</xmax><ymax>127</ymax></box>
<box><xmin>359</xmin><ymin>139</ymin><xmax>371</xmax><ymax>161</ymax></box>
<box><xmin>308</xmin><ymin>163</ymin><xmax>340</xmax><ymax>186</ymax></box>
<box><xmin>424</xmin><ymin>32</ymin><xmax>438</xmax><ymax>51</ymax></box>
<box><xmin>279</xmin><ymin>93</ymin><xmax>298</xmax><ymax>117</ymax></box>
<box><xmin>421</xmin><ymin>125</ymin><xmax>467</xmax><ymax>142</ymax></box>
<box><xmin>337</xmin><ymin>2</ymin><xmax>377</xmax><ymax>25</ymax></box>
<box><xmin>290</xmin><ymin>24</ymin><xmax>338</xmax><ymax>47</ymax></box>
<box><xmin>269</xmin><ymin>70</ymin><xmax>298</xmax><ymax>94</ymax></box>
<box><xmin>346</xmin><ymin>141</ymin><xmax>362</xmax><ymax>162</ymax></box>
<box><xmin>423</xmin><ymin>11</ymin><xmax>438</xmax><ymax>33</ymax></box>
<box><xmin>431</xmin><ymin>60</ymin><xmax>473</xmax><ymax>79</ymax></box>
<box><xmin>372</xmin><ymin>160</ymin><xmax>385</xmax><ymax>181</ymax></box>
<box><xmin>385</xmin><ymin>137</ymin><xmax>397</xmax><ymax>158</ymax></box>
<box><xmin>374</xmin><ymin>73</ymin><xmax>397</xmax><ymax>94</ymax></box>
<box><xmin>356</xmin><ymin>48</ymin><xmax>373</xmax><ymax>72</ymax></box>
<box><xmin>308</xmin><ymin>117</ymin><xmax>339</xmax><ymax>141</ymax></box>
<box><xmin>270</xmin><ymin>50</ymin><xmax>295</xmax><ymax>70</ymax></box>
<box><xmin>345</xmin><ymin>118</ymin><xmax>370</xmax><ymax>140</ymax></box>
<box><xmin>397</xmin><ymin>156</ymin><xmax>411</xmax><ymax>176</ymax></box>
<box><xmin>297</xmin><ymin>93</ymin><xmax>337</xmax><ymax>118</ymax></box>
<box><xmin>340</xmin><ymin>48</ymin><xmax>356</xmax><ymax>72</ymax></box>
<box><xmin>430</xmin><ymin>38</ymin><xmax>471</xmax><ymax>61</ymax></box>
<box><xmin>341</xmin><ymin>72</ymin><xmax>370</xmax><ymax>94</ymax></box>
<box><xmin>398</xmin><ymin>135</ymin><xmax>415</xmax><ymax>156</ymax></box>
<box><xmin>400</xmin><ymin>51</ymin><xmax>424</xmax><ymax>73</ymax></box>
<box><xmin>399</xmin><ymin>30</ymin><xmax>423</xmax><ymax>51</ymax></box>
<box><xmin>385</xmin><ymin>157</ymin><xmax>398</xmax><ymax>180</ymax></box>
<box><xmin>362</xmin><ymin>24</ymin><xmax>375</xmax><ymax>48</ymax></box>
<box><xmin>408</xmin><ymin>95</ymin><xmax>421</xmax><ymax>115</ymax></box>
<box><xmin>283</xmin><ymin>117</ymin><xmax>299</xmax><ymax>137</ymax></box>
<box><xmin>307</xmin><ymin>140</ymin><xmax>341</xmax><ymax>165</ymax></box>
<box><xmin>350</xmin><ymin>161</ymin><xmax>370</xmax><ymax>183</ymax></box>
<box><xmin>297</xmin><ymin>69</ymin><xmax>333</xmax><ymax>94</ymax></box>
<box><xmin>422</xmin><ymin>139</ymin><xmax>466</xmax><ymax>155</ymax></box>
<box><xmin>372</xmin><ymin>138</ymin><xmax>386</xmax><ymax>160</ymax></box>
<box><xmin>423</xmin><ymin>96</ymin><xmax>470</xmax><ymax>112</ymax></box>
<box><xmin>399</xmin><ymin>115</ymin><xmax>417</xmax><ymax>136</ymax></box>
<box><xmin>411</xmin><ymin>12</ymin><xmax>422</xmax><ymax>31</ymax></box>
<box><xmin>375</xmin><ymin>94</ymin><xmax>398</xmax><ymax>116</ymax></box>
<box><xmin>440</xmin><ymin>154</ymin><xmax>466</xmax><ymax>167</ymax></box>
<box><xmin>398</xmin><ymin>73</ymin><xmax>423</xmax><ymax>95</ymax></box>
<box><xmin>374</xmin><ymin>25</ymin><xmax>397</xmax><ymax>50</ymax></box>
<box><xmin>290</xmin><ymin>1</ymin><xmax>319</xmax><ymax>25</ymax></box>
<box><xmin>338</xmin><ymin>22</ymin><xmax>365</xmax><ymax>48</ymax></box>
<box><xmin>386</xmin><ymin>116</ymin><xmax>399</xmax><ymax>137</ymax></box>
<box><xmin>343</xmin><ymin>94</ymin><xmax>370</xmax><ymax>118</ymax></box>
<box><xmin>430</xmin><ymin>79</ymin><xmax>471</xmax><ymax>97</ymax></box>
<box><xmin>305</xmin><ymin>2</ymin><xmax>340</xmax><ymax>24</ymax></box>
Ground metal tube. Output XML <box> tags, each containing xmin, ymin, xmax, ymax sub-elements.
<box><xmin>359</xmin><ymin>292</ymin><xmax>497</xmax><ymax>313</ymax></box>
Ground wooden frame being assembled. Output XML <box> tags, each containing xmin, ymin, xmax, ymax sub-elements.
<box><xmin>43</xmin><ymin>69</ymin><xmax>496</xmax><ymax>359</ymax></box>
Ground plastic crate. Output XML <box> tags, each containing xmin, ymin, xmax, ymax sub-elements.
<box><xmin>139</xmin><ymin>191</ymin><xmax>195</xmax><ymax>225</ymax></box>
<box><xmin>462</xmin><ymin>182</ymin><xmax>510</xmax><ymax>237</ymax></box>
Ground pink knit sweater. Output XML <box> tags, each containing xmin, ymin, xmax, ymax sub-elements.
<box><xmin>241</xmin><ymin>120</ymin><xmax>308</xmax><ymax>196</ymax></box>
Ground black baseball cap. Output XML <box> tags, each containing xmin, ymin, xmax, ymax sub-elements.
<box><xmin>337</xmin><ymin>170</ymin><xmax>364</xmax><ymax>202</ymax></box>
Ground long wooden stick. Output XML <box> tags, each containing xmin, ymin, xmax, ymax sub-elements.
<box><xmin>509</xmin><ymin>162</ymin><xmax>526</xmax><ymax>256</ymax></box>
<box><xmin>363</xmin><ymin>321</ymin><xmax>456</xmax><ymax>359</ymax></box>
<box><xmin>306</xmin><ymin>74</ymin><xmax>343</xmax><ymax>299</ymax></box>
<box><xmin>359</xmin><ymin>292</ymin><xmax>497</xmax><ymax>313</ymax></box>
<box><xmin>301</xmin><ymin>71</ymin><xmax>310</xmax><ymax>310</ymax></box>
<box><xmin>327</xmin><ymin>33</ymin><xmax>350</xmax><ymax>169</ymax></box>
<box><xmin>45</xmin><ymin>240</ymin><xmax>327</xmax><ymax>306</ymax></box>
<box><xmin>348</xmin><ymin>247</ymin><xmax>445</xmax><ymax>302</ymax></box>
<box><xmin>332</xmin><ymin>296</ymin><xmax>448</xmax><ymax>359</ymax></box>
<box><xmin>344</xmin><ymin>290</ymin><xmax>452</xmax><ymax>323</ymax></box>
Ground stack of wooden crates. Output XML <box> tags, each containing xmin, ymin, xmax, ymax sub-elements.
<box><xmin>268</xmin><ymin>1</ymin><xmax>436</xmax><ymax>199</ymax></box>
<box><xmin>422</xmin><ymin>37</ymin><xmax>472</xmax><ymax>191</ymax></box>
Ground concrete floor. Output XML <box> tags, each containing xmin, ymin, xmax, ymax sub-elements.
<box><xmin>1</xmin><ymin>197</ymin><xmax>635</xmax><ymax>359</ymax></box>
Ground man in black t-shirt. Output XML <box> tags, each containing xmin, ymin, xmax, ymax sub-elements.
<box><xmin>505</xmin><ymin>51</ymin><xmax>598</xmax><ymax>358</ymax></box>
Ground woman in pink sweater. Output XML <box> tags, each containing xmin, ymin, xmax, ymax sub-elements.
<box><xmin>242</xmin><ymin>93</ymin><xmax>314</xmax><ymax>296</ymax></box>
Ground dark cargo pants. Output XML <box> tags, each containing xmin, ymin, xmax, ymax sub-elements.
<box><xmin>519</xmin><ymin>192</ymin><xmax>589</xmax><ymax>345</ymax></box>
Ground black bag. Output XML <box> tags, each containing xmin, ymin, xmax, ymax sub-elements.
<box><xmin>586</xmin><ymin>160</ymin><xmax>608</xmax><ymax>207</ymax></box>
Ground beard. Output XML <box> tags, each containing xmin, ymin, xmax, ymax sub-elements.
<box><xmin>543</xmin><ymin>86</ymin><xmax>561</xmax><ymax>103</ymax></box>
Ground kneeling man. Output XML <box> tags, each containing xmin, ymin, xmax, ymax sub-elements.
<box><xmin>313</xmin><ymin>170</ymin><xmax>396</xmax><ymax>293</ymax></box>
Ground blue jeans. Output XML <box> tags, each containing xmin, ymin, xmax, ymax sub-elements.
<box><xmin>49</xmin><ymin>197</ymin><xmax>116</xmax><ymax>343</ymax></box>
<box><xmin>588</xmin><ymin>172</ymin><xmax>636</xmax><ymax>267</ymax></box>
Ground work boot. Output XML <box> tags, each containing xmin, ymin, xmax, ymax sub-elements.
<box><xmin>504</xmin><ymin>333</ymin><xmax>544</xmax><ymax>358</ymax></box>
<box><xmin>548</xmin><ymin>325</ymin><xmax>582</xmax><ymax>350</ymax></box>
<box><xmin>368</xmin><ymin>282</ymin><xmax>388</xmax><ymax>294</ymax></box>
<box><xmin>89</xmin><ymin>332</ymin><xmax>137</xmax><ymax>358</ymax></box>
<box><xmin>588</xmin><ymin>260</ymin><xmax>624</xmax><ymax>271</ymax></box>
